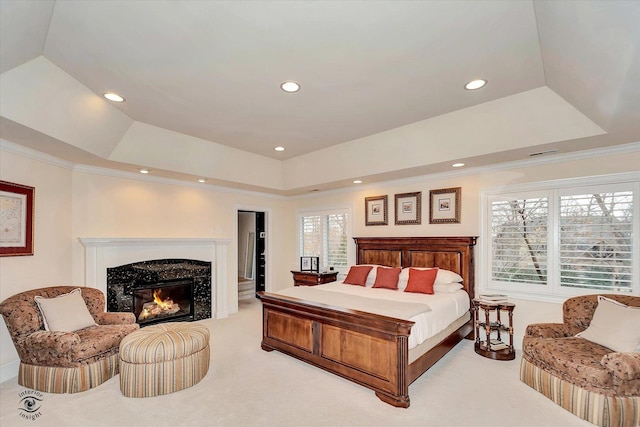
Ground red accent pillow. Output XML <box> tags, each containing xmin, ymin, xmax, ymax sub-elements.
<box><xmin>343</xmin><ymin>265</ymin><xmax>373</xmax><ymax>286</ymax></box>
<box><xmin>404</xmin><ymin>268</ymin><xmax>438</xmax><ymax>294</ymax></box>
<box><xmin>372</xmin><ymin>267</ymin><xmax>401</xmax><ymax>289</ymax></box>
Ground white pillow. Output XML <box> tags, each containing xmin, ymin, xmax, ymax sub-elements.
<box><xmin>398</xmin><ymin>267</ymin><xmax>464</xmax><ymax>290</ymax></box>
<box><xmin>576</xmin><ymin>296</ymin><xmax>640</xmax><ymax>353</ymax></box>
<box><xmin>436</xmin><ymin>269</ymin><xmax>463</xmax><ymax>284</ymax></box>
<box><xmin>434</xmin><ymin>282</ymin><xmax>464</xmax><ymax>293</ymax></box>
<box><xmin>34</xmin><ymin>288</ymin><xmax>97</xmax><ymax>332</ymax></box>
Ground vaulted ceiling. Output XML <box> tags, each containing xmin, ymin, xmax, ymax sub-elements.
<box><xmin>1</xmin><ymin>1</ymin><xmax>638</xmax><ymax>195</ymax></box>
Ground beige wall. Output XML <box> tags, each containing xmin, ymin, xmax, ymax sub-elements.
<box><xmin>0</xmin><ymin>148</ymin><xmax>73</xmax><ymax>369</ymax></box>
<box><xmin>69</xmin><ymin>171</ymin><xmax>296</xmax><ymax>311</ymax></box>
<box><xmin>1</xmin><ymin>143</ymin><xmax>638</xmax><ymax>381</ymax></box>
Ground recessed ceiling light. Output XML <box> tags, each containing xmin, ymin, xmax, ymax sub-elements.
<box><xmin>198</xmin><ymin>178</ymin><xmax>207</xmax><ymax>183</ymax></box>
<box><xmin>138</xmin><ymin>168</ymin><xmax>149</xmax><ymax>174</ymax></box>
<box><xmin>464</xmin><ymin>79</ymin><xmax>487</xmax><ymax>90</ymax></box>
<box><xmin>103</xmin><ymin>92</ymin><xmax>125</xmax><ymax>102</ymax></box>
<box><xmin>452</xmin><ymin>163</ymin><xmax>465</xmax><ymax>168</ymax></box>
<box><xmin>353</xmin><ymin>180</ymin><xmax>363</xmax><ymax>184</ymax></box>
<box><xmin>274</xmin><ymin>146</ymin><xmax>286</xmax><ymax>152</ymax></box>
<box><xmin>280</xmin><ymin>81</ymin><xmax>300</xmax><ymax>93</ymax></box>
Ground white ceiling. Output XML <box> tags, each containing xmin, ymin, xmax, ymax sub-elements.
<box><xmin>0</xmin><ymin>1</ymin><xmax>639</xmax><ymax>195</ymax></box>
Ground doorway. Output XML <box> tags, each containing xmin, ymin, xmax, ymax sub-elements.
<box><xmin>237</xmin><ymin>210</ymin><xmax>266</xmax><ymax>301</ymax></box>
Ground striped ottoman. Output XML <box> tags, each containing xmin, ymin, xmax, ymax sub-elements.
<box><xmin>119</xmin><ymin>322</ymin><xmax>210</xmax><ymax>397</ymax></box>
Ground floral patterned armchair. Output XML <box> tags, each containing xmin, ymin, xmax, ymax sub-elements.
<box><xmin>0</xmin><ymin>286</ymin><xmax>139</xmax><ymax>393</ymax></box>
<box><xmin>520</xmin><ymin>294</ymin><xmax>640</xmax><ymax>427</ymax></box>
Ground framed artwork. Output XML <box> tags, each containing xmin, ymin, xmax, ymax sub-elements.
<box><xmin>300</xmin><ymin>256</ymin><xmax>312</xmax><ymax>271</ymax></box>
<box><xmin>429</xmin><ymin>187</ymin><xmax>461</xmax><ymax>224</ymax></box>
<box><xmin>300</xmin><ymin>256</ymin><xmax>319</xmax><ymax>272</ymax></box>
<box><xmin>365</xmin><ymin>195</ymin><xmax>388</xmax><ymax>226</ymax></box>
<box><xmin>394</xmin><ymin>192</ymin><xmax>421</xmax><ymax>225</ymax></box>
<box><xmin>0</xmin><ymin>180</ymin><xmax>35</xmax><ymax>256</ymax></box>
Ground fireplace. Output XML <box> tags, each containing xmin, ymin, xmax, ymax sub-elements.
<box><xmin>79</xmin><ymin>237</ymin><xmax>230</xmax><ymax>319</ymax></box>
<box><xmin>134</xmin><ymin>279</ymin><xmax>194</xmax><ymax>325</ymax></box>
<box><xmin>106</xmin><ymin>259</ymin><xmax>211</xmax><ymax>325</ymax></box>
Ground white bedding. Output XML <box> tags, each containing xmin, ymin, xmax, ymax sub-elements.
<box><xmin>273</xmin><ymin>281</ymin><xmax>470</xmax><ymax>350</ymax></box>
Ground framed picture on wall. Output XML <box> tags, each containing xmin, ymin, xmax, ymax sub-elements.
<box><xmin>429</xmin><ymin>187</ymin><xmax>461</xmax><ymax>224</ymax></box>
<box><xmin>394</xmin><ymin>192</ymin><xmax>421</xmax><ymax>225</ymax></box>
<box><xmin>365</xmin><ymin>195</ymin><xmax>388</xmax><ymax>226</ymax></box>
<box><xmin>0</xmin><ymin>180</ymin><xmax>35</xmax><ymax>257</ymax></box>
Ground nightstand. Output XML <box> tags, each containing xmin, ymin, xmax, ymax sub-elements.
<box><xmin>291</xmin><ymin>271</ymin><xmax>338</xmax><ymax>286</ymax></box>
<box><xmin>472</xmin><ymin>299</ymin><xmax>516</xmax><ymax>360</ymax></box>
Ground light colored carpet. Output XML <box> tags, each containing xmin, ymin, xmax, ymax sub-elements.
<box><xmin>1</xmin><ymin>298</ymin><xmax>592</xmax><ymax>427</ymax></box>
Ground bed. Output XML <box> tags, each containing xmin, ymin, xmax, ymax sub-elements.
<box><xmin>257</xmin><ymin>236</ymin><xmax>477</xmax><ymax>408</ymax></box>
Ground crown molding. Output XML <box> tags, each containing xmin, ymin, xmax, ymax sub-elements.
<box><xmin>3</xmin><ymin>138</ymin><xmax>638</xmax><ymax>199</ymax></box>
<box><xmin>71</xmin><ymin>164</ymin><xmax>287</xmax><ymax>200</ymax></box>
<box><xmin>292</xmin><ymin>141</ymin><xmax>640</xmax><ymax>199</ymax></box>
<box><xmin>0</xmin><ymin>139</ymin><xmax>75</xmax><ymax>170</ymax></box>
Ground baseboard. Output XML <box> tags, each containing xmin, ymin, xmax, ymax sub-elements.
<box><xmin>0</xmin><ymin>359</ymin><xmax>19</xmax><ymax>383</ymax></box>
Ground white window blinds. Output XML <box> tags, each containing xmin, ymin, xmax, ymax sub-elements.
<box><xmin>300</xmin><ymin>215</ymin><xmax>322</xmax><ymax>258</ymax></box>
<box><xmin>559</xmin><ymin>191</ymin><xmax>633</xmax><ymax>292</ymax></box>
<box><xmin>325</xmin><ymin>213</ymin><xmax>348</xmax><ymax>268</ymax></box>
<box><xmin>485</xmin><ymin>176</ymin><xmax>638</xmax><ymax>298</ymax></box>
<box><xmin>491</xmin><ymin>196</ymin><xmax>548</xmax><ymax>286</ymax></box>
<box><xmin>299</xmin><ymin>209</ymin><xmax>350</xmax><ymax>271</ymax></box>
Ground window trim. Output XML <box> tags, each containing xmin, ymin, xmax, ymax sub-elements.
<box><xmin>479</xmin><ymin>172</ymin><xmax>640</xmax><ymax>303</ymax></box>
<box><xmin>297</xmin><ymin>206</ymin><xmax>354</xmax><ymax>275</ymax></box>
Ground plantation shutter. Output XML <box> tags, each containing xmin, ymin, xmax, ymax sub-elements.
<box><xmin>559</xmin><ymin>190</ymin><xmax>633</xmax><ymax>291</ymax></box>
<box><xmin>299</xmin><ymin>209</ymin><xmax>351</xmax><ymax>272</ymax></box>
<box><xmin>324</xmin><ymin>212</ymin><xmax>348</xmax><ymax>269</ymax></box>
<box><xmin>300</xmin><ymin>215</ymin><xmax>322</xmax><ymax>258</ymax></box>
<box><xmin>491</xmin><ymin>196</ymin><xmax>548</xmax><ymax>286</ymax></box>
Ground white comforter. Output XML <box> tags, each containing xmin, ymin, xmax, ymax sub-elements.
<box><xmin>273</xmin><ymin>282</ymin><xmax>470</xmax><ymax>350</ymax></box>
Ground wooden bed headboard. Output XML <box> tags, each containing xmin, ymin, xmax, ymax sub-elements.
<box><xmin>353</xmin><ymin>237</ymin><xmax>477</xmax><ymax>298</ymax></box>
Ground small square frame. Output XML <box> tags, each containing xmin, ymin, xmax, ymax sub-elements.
<box><xmin>429</xmin><ymin>187</ymin><xmax>461</xmax><ymax>224</ymax></box>
<box><xmin>300</xmin><ymin>256</ymin><xmax>319</xmax><ymax>272</ymax></box>
<box><xmin>365</xmin><ymin>195</ymin><xmax>388</xmax><ymax>226</ymax></box>
<box><xmin>0</xmin><ymin>180</ymin><xmax>35</xmax><ymax>257</ymax></box>
<box><xmin>394</xmin><ymin>192</ymin><xmax>421</xmax><ymax>225</ymax></box>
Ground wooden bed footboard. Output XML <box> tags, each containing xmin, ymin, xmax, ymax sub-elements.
<box><xmin>259</xmin><ymin>292</ymin><xmax>414</xmax><ymax>407</ymax></box>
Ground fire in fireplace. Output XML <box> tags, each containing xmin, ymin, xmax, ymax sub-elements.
<box><xmin>107</xmin><ymin>258</ymin><xmax>211</xmax><ymax>324</ymax></box>
<box><xmin>133</xmin><ymin>279</ymin><xmax>194</xmax><ymax>325</ymax></box>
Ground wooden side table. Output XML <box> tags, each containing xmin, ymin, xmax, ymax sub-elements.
<box><xmin>291</xmin><ymin>271</ymin><xmax>338</xmax><ymax>287</ymax></box>
<box><xmin>472</xmin><ymin>299</ymin><xmax>516</xmax><ymax>360</ymax></box>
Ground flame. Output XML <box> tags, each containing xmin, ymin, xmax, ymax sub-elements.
<box><xmin>153</xmin><ymin>289</ymin><xmax>174</xmax><ymax>309</ymax></box>
<box><xmin>138</xmin><ymin>288</ymin><xmax>181</xmax><ymax>321</ymax></box>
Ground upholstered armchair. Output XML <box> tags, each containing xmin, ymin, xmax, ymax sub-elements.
<box><xmin>0</xmin><ymin>286</ymin><xmax>139</xmax><ymax>393</ymax></box>
<box><xmin>520</xmin><ymin>294</ymin><xmax>640</xmax><ymax>427</ymax></box>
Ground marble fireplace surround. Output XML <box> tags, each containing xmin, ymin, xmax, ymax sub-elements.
<box><xmin>79</xmin><ymin>238</ymin><xmax>231</xmax><ymax>319</ymax></box>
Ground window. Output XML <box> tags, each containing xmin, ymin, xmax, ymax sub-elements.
<box><xmin>491</xmin><ymin>194</ymin><xmax>548</xmax><ymax>286</ymax></box>
<box><xmin>559</xmin><ymin>190</ymin><xmax>633</xmax><ymax>291</ymax></box>
<box><xmin>298</xmin><ymin>208</ymin><xmax>352</xmax><ymax>272</ymax></box>
<box><xmin>484</xmin><ymin>174</ymin><xmax>639</xmax><ymax>300</ymax></box>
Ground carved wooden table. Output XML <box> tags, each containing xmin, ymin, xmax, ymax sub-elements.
<box><xmin>472</xmin><ymin>299</ymin><xmax>516</xmax><ymax>360</ymax></box>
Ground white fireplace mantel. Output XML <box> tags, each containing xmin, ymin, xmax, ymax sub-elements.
<box><xmin>79</xmin><ymin>237</ymin><xmax>231</xmax><ymax>318</ymax></box>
